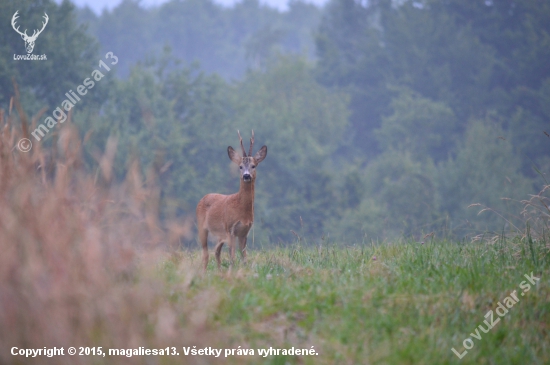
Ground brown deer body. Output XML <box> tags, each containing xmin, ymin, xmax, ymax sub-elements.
<box><xmin>196</xmin><ymin>131</ymin><xmax>267</xmax><ymax>270</ymax></box>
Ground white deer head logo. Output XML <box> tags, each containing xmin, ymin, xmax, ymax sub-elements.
<box><xmin>11</xmin><ymin>11</ymin><xmax>49</xmax><ymax>54</ymax></box>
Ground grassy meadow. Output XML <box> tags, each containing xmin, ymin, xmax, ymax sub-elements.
<box><xmin>1</xmin><ymin>105</ymin><xmax>549</xmax><ymax>365</ymax></box>
<box><xmin>166</xmin><ymin>238</ymin><xmax>550</xmax><ymax>365</ymax></box>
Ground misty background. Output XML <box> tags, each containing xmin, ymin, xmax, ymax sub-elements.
<box><xmin>2</xmin><ymin>0</ymin><xmax>549</xmax><ymax>243</ymax></box>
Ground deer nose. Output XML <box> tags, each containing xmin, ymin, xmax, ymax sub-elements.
<box><xmin>243</xmin><ymin>173</ymin><xmax>251</xmax><ymax>181</ymax></box>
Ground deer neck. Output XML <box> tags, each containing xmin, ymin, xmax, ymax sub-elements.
<box><xmin>237</xmin><ymin>179</ymin><xmax>255</xmax><ymax>222</ymax></box>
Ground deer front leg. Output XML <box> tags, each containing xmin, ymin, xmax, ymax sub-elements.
<box><xmin>238</xmin><ymin>236</ymin><xmax>247</xmax><ymax>264</ymax></box>
<box><xmin>214</xmin><ymin>240</ymin><xmax>225</xmax><ymax>270</ymax></box>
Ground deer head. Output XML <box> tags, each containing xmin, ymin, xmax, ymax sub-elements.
<box><xmin>12</xmin><ymin>11</ymin><xmax>49</xmax><ymax>54</ymax></box>
<box><xmin>227</xmin><ymin>130</ymin><xmax>267</xmax><ymax>183</ymax></box>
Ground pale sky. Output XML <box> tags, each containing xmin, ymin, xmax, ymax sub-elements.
<box><xmin>67</xmin><ymin>0</ymin><xmax>330</xmax><ymax>13</ymax></box>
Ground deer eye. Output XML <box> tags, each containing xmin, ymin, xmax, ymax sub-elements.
<box><xmin>239</xmin><ymin>166</ymin><xmax>243</xmax><ymax>169</ymax></box>
<box><xmin>251</xmin><ymin>165</ymin><xmax>256</xmax><ymax>169</ymax></box>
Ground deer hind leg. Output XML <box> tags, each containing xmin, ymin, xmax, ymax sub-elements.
<box><xmin>198</xmin><ymin>228</ymin><xmax>209</xmax><ymax>271</ymax></box>
<box><xmin>214</xmin><ymin>239</ymin><xmax>225</xmax><ymax>270</ymax></box>
<box><xmin>238</xmin><ymin>236</ymin><xmax>247</xmax><ymax>264</ymax></box>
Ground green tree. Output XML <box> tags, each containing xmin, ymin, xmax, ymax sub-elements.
<box><xmin>426</xmin><ymin>0</ymin><xmax>550</xmax><ymax>174</ymax></box>
<box><xmin>231</xmin><ymin>56</ymin><xmax>349</xmax><ymax>241</ymax></box>
<box><xmin>77</xmin><ymin>55</ymin><xmax>349</xmax><ymax>242</ymax></box>
<box><xmin>316</xmin><ymin>0</ymin><xmax>388</xmax><ymax>154</ymax></box>
<box><xmin>326</xmin><ymin>149</ymin><xmax>439</xmax><ymax>241</ymax></box>
<box><xmin>77</xmin><ymin>0</ymin><xmax>322</xmax><ymax>79</ymax></box>
<box><xmin>316</xmin><ymin>0</ymin><xmax>496</xmax><ymax>155</ymax></box>
<box><xmin>0</xmin><ymin>0</ymin><xmax>100</xmax><ymax>111</ymax></box>
<box><xmin>327</xmin><ymin>87</ymin><xmax>457</xmax><ymax>241</ymax></box>
<box><xmin>75</xmin><ymin>53</ymin><xmax>233</xmax><ymax>219</ymax></box>
<box><xmin>438</xmin><ymin>119</ymin><xmax>533</xmax><ymax>235</ymax></box>
<box><xmin>94</xmin><ymin>0</ymin><xmax>155</xmax><ymax>78</ymax></box>
<box><xmin>316</xmin><ymin>0</ymin><xmax>550</xmax><ymax>239</ymax></box>
<box><xmin>375</xmin><ymin>88</ymin><xmax>458</xmax><ymax>162</ymax></box>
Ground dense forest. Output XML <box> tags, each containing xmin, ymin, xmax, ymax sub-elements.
<box><xmin>1</xmin><ymin>0</ymin><xmax>549</xmax><ymax>243</ymax></box>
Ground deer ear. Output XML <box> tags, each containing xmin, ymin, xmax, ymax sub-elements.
<box><xmin>227</xmin><ymin>146</ymin><xmax>241</xmax><ymax>165</ymax></box>
<box><xmin>254</xmin><ymin>145</ymin><xmax>267</xmax><ymax>164</ymax></box>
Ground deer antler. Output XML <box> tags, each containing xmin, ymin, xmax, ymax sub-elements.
<box><xmin>248</xmin><ymin>130</ymin><xmax>255</xmax><ymax>157</ymax></box>
<box><xmin>11</xmin><ymin>11</ymin><xmax>48</xmax><ymax>41</ymax></box>
<box><xmin>29</xmin><ymin>13</ymin><xmax>48</xmax><ymax>40</ymax></box>
<box><xmin>11</xmin><ymin>11</ymin><xmax>27</xmax><ymax>38</ymax></box>
<box><xmin>237</xmin><ymin>130</ymin><xmax>247</xmax><ymax>157</ymax></box>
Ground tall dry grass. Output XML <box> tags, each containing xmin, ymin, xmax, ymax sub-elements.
<box><xmin>519</xmin><ymin>183</ymin><xmax>550</xmax><ymax>240</ymax></box>
<box><xmin>0</xmin><ymin>97</ymin><xmax>219</xmax><ymax>364</ymax></box>
<box><xmin>469</xmin><ymin>149</ymin><xmax>550</xmax><ymax>244</ymax></box>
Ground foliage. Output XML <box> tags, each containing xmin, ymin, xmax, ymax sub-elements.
<box><xmin>0</xmin><ymin>0</ymin><xmax>102</xmax><ymax>111</ymax></box>
<box><xmin>76</xmin><ymin>52</ymin><xmax>234</xmax><ymax>218</ymax></box>
<box><xmin>76</xmin><ymin>0</ymin><xmax>321</xmax><ymax>78</ymax></box>
<box><xmin>76</xmin><ymin>54</ymin><xmax>349</xmax><ymax>241</ymax></box>
<box><xmin>438</xmin><ymin>119</ymin><xmax>533</xmax><ymax>235</ymax></box>
<box><xmin>314</xmin><ymin>0</ymin><xmax>549</xmax><ymax>239</ymax></box>
<box><xmin>375</xmin><ymin>88</ymin><xmax>458</xmax><ymax>162</ymax></box>
<box><xmin>4</xmin><ymin>0</ymin><xmax>550</xmax><ymax>242</ymax></box>
<box><xmin>327</xmin><ymin>151</ymin><xmax>439</xmax><ymax>240</ymax></box>
<box><xmin>215</xmin><ymin>55</ymin><xmax>349</xmax><ymax>241</ymax></box>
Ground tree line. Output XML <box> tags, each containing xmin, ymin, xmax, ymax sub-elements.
<box><xmin>2</xmin><ymin>0</ymin><xmax>549</xmax><ymax>242</ymax></box>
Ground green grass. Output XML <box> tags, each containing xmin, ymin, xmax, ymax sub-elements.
<box><xmin>162</xmin><ymin>237</ymin><xmax>550</xmax><ymax>364</ymax></box>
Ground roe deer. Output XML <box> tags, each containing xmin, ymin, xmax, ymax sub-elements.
<box><xmin>196</xmin><ymin>130</ymin><xmax>267</xmax><ymax>270</ymax></box>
